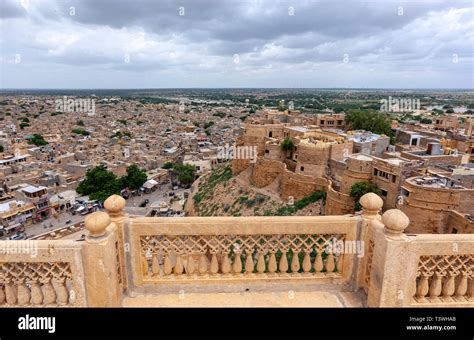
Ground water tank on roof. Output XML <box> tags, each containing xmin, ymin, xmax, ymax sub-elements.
<box><xmin>427</xmin><ymin>142</ymin><xmax>442</xmax><ymax>155</ymax></box>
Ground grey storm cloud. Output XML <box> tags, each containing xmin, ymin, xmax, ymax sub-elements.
<box><xmin>0</xmin><ymin>0</ymin><xmax>472</xmax><ymax>88</ymax></box>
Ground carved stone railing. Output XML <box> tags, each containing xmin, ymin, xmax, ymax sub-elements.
<box><xmin>0</xmin><ymin>240</ymin><xmax>87</xmax><ymax>307</ymax></box>
<box><xmin>0</xmin><ymin>205</ymin><xmax>124</xmax><ymax>307</ymax></box>
<box><xmin>127</xmin><ymin>215</ymin><xmax>360</xmax><ymax>287</ymax></box>
<box><xmin>1</xmin><ymin>193</ymin><xmax>472</xmax><ymax>308</ymax></box>
<box><xmin>409</xmin><ymin>237</ymin><xmax>473</xmax><ymax>305</ymax></box>
<box><xmin>366</xmin><ymin>210</ymin><xmax>474</xmax><ymax>307</ymax></box>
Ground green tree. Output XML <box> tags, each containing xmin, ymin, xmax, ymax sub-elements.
<box><xmin>172</xmin><ymin>163</ymin><xmax>197</xmax><ymax>186</ymax></box>
<box><xmin>204</xmin><ymin>121</ymin><xmax>214</xmax><ymax>129</ymax></box>
<box><xmin>350</xmin><ymin>181</ymin><xmax>382</xmax><ymax>211</ymax></box>
<box><xmin>345</xmin><ymin>110</ymin><xmax>395</xmax><ymax>144</ymax></box>
<box><xmin>72</xmin><ymin>129</ymin><xmax>90</xmax><ymax>136</ymax></box>
<box><xmin>76</xmin><ymin>120</ymin><xmax>85</xmax><ymax>126</ymax></box>
<box><xmin>120</xmin><ymin>165</ymin><xmax>147</xmax><ymax>190</ymax></box>
<box><xmin>27</xmin><ymin>134</ymin><xmax>48</xmax><ymax>146</ymax></box>
<box><xmin>280</xmin><ymin>137</ymin><xmax>295</xmax><ymax>151</ymax></box>
<box><xmin>0</xmin><ymin>145</ymin><xmax>4</xmax><ymax>152</ymax></box>
<box><xmin>162</xmin><ymin>162</ymin><xmax>174</xmax><ymax>169</ymax></box>
<box><xmin>76</xmin><ymin>165</ymin><xmax>121</xmax><ymax>202</ymax></box>
<box><xmin>213</xmin><ymin>112</ymin><xmax>226</xmax><ymax>118</ymax></box>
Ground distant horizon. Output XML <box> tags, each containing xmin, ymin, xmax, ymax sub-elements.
<box><xmin>1</xmin><ymin>87</ymin><xmax>473</xmax><ymax>91</ymax></box>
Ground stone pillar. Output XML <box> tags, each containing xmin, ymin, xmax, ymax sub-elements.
<box><xmin>367</xmin><ymin>209</ymin><xmax>412</xmax><ymax>307</ymax></box>
<box><xmin>104</xmin><ymin>195</ymin><xmax>127</xmax><ymax>290</ymax></box>
<box><xmin>82</xmin><ymin>211</ymin><xmax>122</xmax><ymax>307</ymax></box>
<box><xmin>357</xmin><ymin>193</ymin><xmax>383</xmax><ymax>290</ymax></box>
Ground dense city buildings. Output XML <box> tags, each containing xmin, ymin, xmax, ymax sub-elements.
<box><xmin>229</xmin><ymin>107</ymin><xmax>473</xmax><ymax>234</ymax></box>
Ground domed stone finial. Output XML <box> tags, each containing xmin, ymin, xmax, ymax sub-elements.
<box><xmin>85</xmin><ymin>211</ymin><xmax>110</xmax><ymax>238</ymax></box>
<box><xmin>382</xmin><ymin>209</ymin><xmax>410</xmax><ymax>237</ymax></box>
<box><xmin>359</xmin><ymin>192</ymin><xmax>383</xmax><ymax>215</ymax></box>
<box><xmin>104</xmin><ymin>194</ymin><xmax>126</xmax><ymax>215</ymax></box>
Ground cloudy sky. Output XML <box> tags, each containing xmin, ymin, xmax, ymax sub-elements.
<box><xmin>0</xmin><ymin>0</ymin><xmax>473</xmax><ymax>89</ymax></box>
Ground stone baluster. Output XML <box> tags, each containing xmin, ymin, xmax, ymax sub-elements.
<box><xmin>325</xmin><ymin>253</ymin><xmax>335</xmax><ymax>273</ymax></box>
<box><xmin>468</xmin><ymin>278</ymin><xmax>473</xmax><ymax>301</ymax></box>
<box><xmin>30</xmin><ymin>280</ymin><xmax>44</xmax><ymax>305</ymax></box>
<box><xmin>5</xmin><ymin>280</ymin><xmax>17</xmax><ymax>305</ymax></box>
<box><xmin>302</xmin><ymin>250</ymin><xmax>312</xmax><ymax>273</ymax></box>
<box><xmin>279</xmin><ymin>249</ymin><xmax>289</xmax><ymax>273</ymax></box>
<box><xmin>221</xmin><ymin>251</ymin><xmax>231</xmax><ymax>274</ymax></box>
<box><xmin>455</xmin><ymin>273</ymin><xmax>468</xmax><ymax>299</ymax></box>
<box><xmin>164</xmin><ymin>254</ymin><xmax>173</xmax><ymax>275</ymax></box>
<box><xmin>428</xmin><ymin>272</ymin><xmax>444</xmax><ymax>300</ymax></box>
<box><xmin>441</xmin><ymin>272</ymin><xmax>456</xmax><ymax>299</ymax></box>
<box><xmin>151</xmin><ymin>255</ymin><xmax>159</xmax><ymax>275</ymax></box>
<box><xmin>16</xmin><ymin>278</ymin><xmax>30</xmax><ymax>306</ymax></box>
<box><xmin>54</xmin><ymin>278</ymin><xmax>69</xmax><ymax>305</ymax></box>
<box><xmin>335</xmin><ymin>254</ymin><xmax>344</xmax><ymax>273</ymax></box>
<box><xmin>140</xmin><ymin>254</ymin><xmax>149</xmax><ymax>276</ymax></box>
<box><xmin>232</xmin><ymin>251</ymin><xmax>242</xmax><ymax>274</ymax></box>
<box><xmin>40</xmin><ymin>278</ymin><xmax>57</xmax><ymax>305</ymax></box>
<box><xmin>314</xmin><ymin>250</ymin><xmax>324</xmax><ymax>273</ymax></box>
<box><xmin>415</xmin><ymin>273</ymin><xmax>430</xmax><ymax>301</ymax></box>
<box><xmin>244</xmin><ymin>250</ymin><xmax>254</xmax><ymax>274</ymax></box>
<box><xmin>268</xmin><ymin>252</ymin><xmax>277</xmax><ymax>273</ymax></box>
<box><xmin>210</xmin><ymin>251</ymin><xmax>219</xmax><ymax>274</ymax></box>
<box><xmin>187</xmin><ymin>254</ymin><xmax>196</xmax><ymax>274</ymax></box>
<box><xmin>256</xmin><ymin>252</ymin><xmax>266</xmax><ymax>273</ymax></box>
<box><xmin>290</xmin><ymin>249</ymin><xmax>300</xmax><ymax>273</ymax></box>
<box><xmin>198</xmin><ymin>254</ymin><xmax>208</xmax><ymax>274</ymax></box>
<box><xmin>0</xmin><ymin>285</ymin><xmax>5</xmax><ymax>305</ymax></box>
<box><xmin>174</xmin><ymin>254</ymin><xmax>184</xmax><ymax>275</ymax></box>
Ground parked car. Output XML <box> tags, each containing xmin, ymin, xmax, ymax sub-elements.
<box><xmin>9</xmin><ymin>232</ymin><xmax>26</xmax><ymax>240</ymax></box>
<box><xmin>13</xmin><ymin>226</ymin><xmax>25</xmax><ymax>233</ymax></box>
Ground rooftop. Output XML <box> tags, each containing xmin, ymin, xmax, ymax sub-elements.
<box><xmin>406</xmin><ymin>176</ymin><xmax>466</xmax><ymax>189</ymax></box>
<box><xmin>21</xmin><ymin>185</ymin><xmax>48</xmax><ymax>194</ymax></box>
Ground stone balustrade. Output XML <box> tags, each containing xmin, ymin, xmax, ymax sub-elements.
<box><xmin>129</xmin><ymin>215</ymin><xmax>359</xmax><ymax>286</ymax></box>
<box><xmin>0</xmin><ymin>240</ymin><xmax>87</xmax><ymax>307</ymax></box>
<box><xmin>0</xmin><ymin>193</ymin><xmax>472</xmax><ymax>307</ymax></box>
<box><xmin>366</xmin><ymin>209</ymin><xmax>473</xmax><ymax>307</ymax></box>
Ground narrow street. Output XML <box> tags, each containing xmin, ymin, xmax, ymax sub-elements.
<box><xmin>16</xmin><ymin>183</ymin><xmax>191</xmax><ymax>239</ymax></box>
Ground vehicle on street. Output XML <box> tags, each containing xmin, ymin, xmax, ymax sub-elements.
<box><xmin>9</xmin><ymin>232</ymin><xmax>26</xmax><ymax>240</ymax></box>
